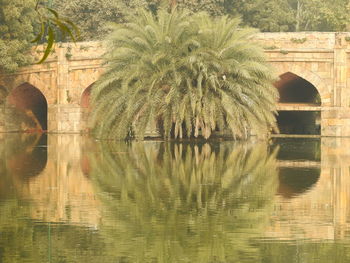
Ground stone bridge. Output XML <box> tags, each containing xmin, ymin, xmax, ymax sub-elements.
<box><xmin>1</xmin><ymin>32</ymin><xmax>350</xmax><ymax>136</ymax></box>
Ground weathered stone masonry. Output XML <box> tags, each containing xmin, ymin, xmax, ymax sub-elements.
<box><xmin>1</xmin><ymin>32</ymin><xmax>350</xmax><ymax>136</ymax></box>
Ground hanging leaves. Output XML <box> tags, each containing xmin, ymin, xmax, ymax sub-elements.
<box><xmin>32</xmin><ymin>1</ymin><xmax>80</xmax><ymax>63</ymax></box>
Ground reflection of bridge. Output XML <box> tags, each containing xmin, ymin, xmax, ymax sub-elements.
<box><xmin>1</xmin><ymin>32</ymin><xmax>350</xmax><ymax>135</ymax></box>
<box><xmin>268</xmin><ymin>137</ymin><xmax>350</xmax><ymax>241</ymax></box>
<box><xmin>0</xmin><ymin>134</ymin><xmax>100</xmax><ymax>227</ymax></box>
<box><xmin>1</xmin><ymin>134</ymin><xmax>350</xmax><ymax>241</ymax></box>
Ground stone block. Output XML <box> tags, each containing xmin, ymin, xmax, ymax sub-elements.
<box><xmin>311</xmin><ymin>63</ymin><xmax>318</xmax><ymax>72</ymax></box>
<box><xmin>70</xmin><ymin>112</ymin><xmax>81</xmax><ymax>122</ymax></box>
<box><xmin>322</xmin><ymin>125</ymin><xmax>342</xmax><ymax>137</ymax></box>
<box><xmin>322</xmin><ymin>110</ymin><xmax>338</xmax><ymax>119</ymax></box>
<box><xmin>325</xmin><ymin>119</ymin><xmax>342</xmax><ymax>126</ymax></box>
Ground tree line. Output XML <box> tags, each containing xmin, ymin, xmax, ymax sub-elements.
<box><xmin>1</xmin><ymin>0</ymin><xmax>349</xmax><ymax>72</ymax></box>
<box><xmin>54</xmin><ymin>0</ymin><xmax>350</xmax><ymax>40</ymax></box>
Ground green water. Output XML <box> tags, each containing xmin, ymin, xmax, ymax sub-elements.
<box><xmin>0</xmin><ymin>134</ymin><xmax>349</xmax><ymax>263</ymax></box>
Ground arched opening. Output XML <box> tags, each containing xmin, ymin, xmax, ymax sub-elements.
<box><xmin>81</xmin><ymin>85</ymin><xmax>92</xmax><ymax>109</ymax></box>
<box><xmin>274</xmin><ymin>72</ymin><xmax>321</xmax><ymax>135</ymax></box>
<box><xmin>6</xmin><ymin>83</ymin><xmax>48</xmax><ymax>132</ymax></box>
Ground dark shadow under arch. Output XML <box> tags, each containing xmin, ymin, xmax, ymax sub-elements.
<box><xmin>6</xmin><ymin>83</ymin><xmax>48</xmax><ymax>131</ymax></box>
<box><xmin>80</xmin><ymin>84</ymin><xmax>93</xmax><ymax>132</ymax></box>
<box><xmin>274</xmin><ymin>72</ymin><xmax>321</xmax><ymax>135</ymax></box>
<box><xmin>275</xmin><ymin>72</ymin><xmax>321</xmax><ymax>105</ymax></box>
<box><xmin>81</xmin><ymin>85</ymin><xmax>92</xmax><ymax>109</ymax></box>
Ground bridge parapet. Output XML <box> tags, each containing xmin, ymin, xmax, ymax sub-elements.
<box><xmin>254</xmin><ymin>32</ymin><xmax>350</xmax><ymax>50</ymax></box>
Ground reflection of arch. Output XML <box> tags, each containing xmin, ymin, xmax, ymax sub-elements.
<box><xmin>274</xmin><ymin>72</ymin><xmax>321</xmax><ymax>135</ymax></box>
<box><xmin>6</xmin><ymin>134</ymin><xmax>48</xmax><ymax>179</ymax></box>
<box><xmin>6</xmin><ymin>83</ymin><xmax>48</xmax><ymax>131</ymax></box>
<box><xmin>277</xmin><ymin>167</ymin><xmax>320</xmax><ymax>198</ymax></box>
<box><xmin>274</xmin><ymin>138</ymin><xmax>321</xmax><ymax>161</ymax></box>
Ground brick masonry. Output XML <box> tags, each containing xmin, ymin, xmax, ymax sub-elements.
<box><xmin>0</xmin><ymin>32</ymin><xmax>350</xmax><ymax>136</ymax></box>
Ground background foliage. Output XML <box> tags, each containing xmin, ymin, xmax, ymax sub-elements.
<box><xmin>54</xmin><ymin>0</ymin><xmax>350</xmax><ymax>42</ymax></box>
<box><xmin>0</xmin><ymin>0</ymin><xmax>36</xmax><ymax>72</ymax></box>
<box><xmin>1</xmin><ymin>0</ymin><xmax>349</xmax><ymax>72</ymax></box>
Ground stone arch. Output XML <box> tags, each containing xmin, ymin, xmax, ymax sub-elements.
<box><xmin>11</xmin><ymin>74</ymin><xmax>50</xmax><ymax>102</ymax></box>
<box><xmin>275</xmin><ymin>72</ymin><xmax>321</xmax><ymax>105</ymax></box>
<box><xmin>6</xmin><ymin>82</ymin><xmax>48</xmax><ymax>132</ymax></box>
<box><xmin>71</xmin><ymin>67</ymin><xmax>103</xmax><ymax>105</ymax></box>
<box><xmin>80</xmin><ymin>83</ymin><xmax>93</xmax><ymax>109</ymax></box>
<box><xmin>274</xmin><ymin>68</ymin><xmax>323</xmax><ymax>135</ymax></box>
<box><xmin>275</xmin><ymin>65</ymin><xmax>330</xmax><ymax>106</ymax></box>
<box><xmin>79</xmin><ymin>83</ymin><xmax>94</xmax><ymax>132</ymax></box>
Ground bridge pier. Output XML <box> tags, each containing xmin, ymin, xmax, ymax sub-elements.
<box><xmin>48</xmin><ymin>105</ymin><xmax>84</xmax><ymax>133</ymax></box>
<box><xmin>321</xmin><ymin>108</ymin><xmax>350</xmax><ymax>137</ymax></box>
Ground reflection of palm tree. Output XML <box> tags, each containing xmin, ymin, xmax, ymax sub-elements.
<box><xmin>91</xmin><ymin>141</ymin><xmax>279</xmax><ymax>262</ymax></box>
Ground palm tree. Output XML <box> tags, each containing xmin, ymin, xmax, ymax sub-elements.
<box><xmin>89</xmin><ymin>140</ymin><xmax>279</xmax><ymax>262</ymax></box>
<box><xmin>91</xmin><ymin>9</ymin><xmax>278</xmax><ymax>140</ymax></box>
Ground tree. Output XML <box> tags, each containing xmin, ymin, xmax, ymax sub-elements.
<box><xmin>53</xmin><ymin>0</ymin><xmax>350</xmax><ymax>43</ymax></box>
<box><xmin>224</xmin><ymin>0</ymin><xmax>295</xmax><ymax>32</ymax></box>
<box><xmin>90</xmin><ymin>9</ymin><xmax>278</xmax><ymax>140</ymax></box>
<box><xmin>289</xmin><ymin>0</ymin><xmax>350</xmax><ymax>31</ymax></box>
<box><xmin>0</xmin><ymin>0</ymin><xmax>79</xmax><ymax>71</ymax></box>
<box><xmin>92</xmin><ymin>8</ymin><xmax>277</xmax><ymax>139</ymax></box>
<box><xmin>53</xmin><ymin>0</ymin><xmax>150</xmax><ymax>41</ymax></box>
<box><xmin>175</xmin><ymin>0</ymin><xmax>225</xmax><ymax>16</ymax></box>
<box><xmin>32</xmin><ymin>0</ymin><xmax>80</xmax><ymax>63</ymax></box>
<box><xmin>0</xmin><ymin>0</ymin><xmax>36</xmax><ymax>72</ymax></box>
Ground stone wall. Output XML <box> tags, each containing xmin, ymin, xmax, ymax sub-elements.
<box><xmin>255</xmin><ymin>32</ymin><xmax>350</xmax><ymax>137</ymax></box>
<box><xmin>1</xmin><ymin>33</ymin><xmax>350</xmax><ymax>136</ymax></box>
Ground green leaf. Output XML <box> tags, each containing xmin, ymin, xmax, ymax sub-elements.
<box><xmin>46</xmin><ymin>7</ymin><xmax>59</xmax><ymax>19</ymax></box>
<box><xmin>52</xmin><ymin>18</ymin><xmax>73</xmax><ymax>41</ymax></box>
<box><xmin>37</xmin><ymin>26</ymin><xmax>55</xmax><ymax>64</ymax></box>
<box><xmin>31</xmin><ymin>21</ymin><xmax>45</xmax><ymax>43</ymax></box>
<box><xmin>61</xmin><ymin>18</ymin><xmax>81</xmax><ymax>41</ymax></box>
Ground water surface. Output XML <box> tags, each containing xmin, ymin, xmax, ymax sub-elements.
<box><xmin>0</xmin><ymin>134</ymin><xmax>350</xmax><ymax>262</ymax></box>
